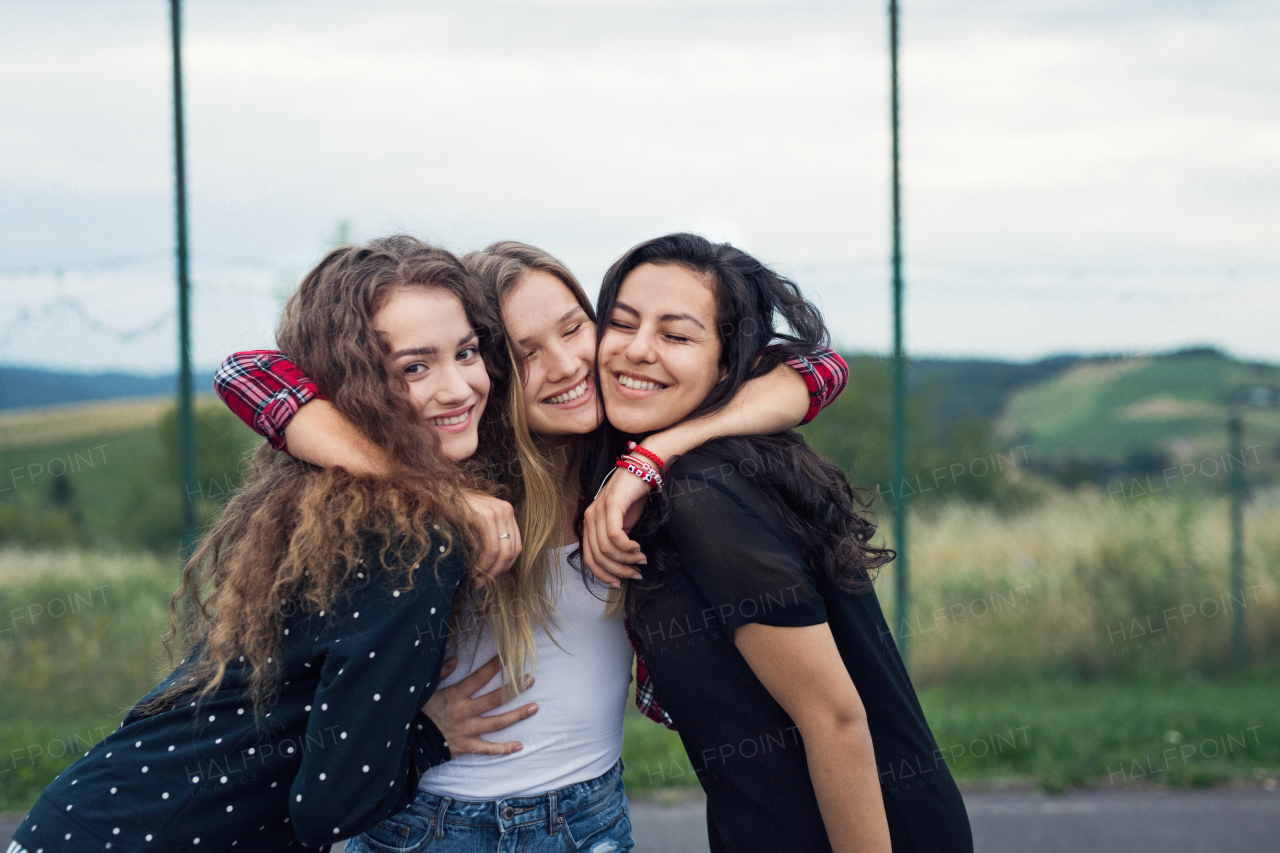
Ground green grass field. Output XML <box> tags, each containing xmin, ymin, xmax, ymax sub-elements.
<box><xmin>2</xmin><ymin>394</ymin><xmax>1278</xmax><ymax>810</ymax></box>
<box><xmin>3</xmin><ymin>528</ymin><xmax>1278</xmax><ymax>811</ymax></box>
<box><xmin>0</xmin><ymin>397</ymin><xmax>260</xmax><ymax>551</ymax></box>
<box><xmin>619</xmin><ymin>670</ymin><xmax>1280</xmax><ymax>796</ymax></box>
<box><xmin>0</xmin><ymin>549</ymin><xmax>178</xmax><ymax>808</ymax></box>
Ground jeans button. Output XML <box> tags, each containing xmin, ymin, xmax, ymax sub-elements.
<box><xmin>502</xmin><ymin>806</ymin><xmax>515</xmax><ymax>820</ymax></box>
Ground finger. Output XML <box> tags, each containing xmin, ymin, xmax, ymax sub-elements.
<box><xmin>482</xmin><ymin>506</ymin><xmax>506</xmax><ymax>578</ymax></box>
<box><xmin>475</xmin><ymin>702</ymin><xmax>538</xmax><ymax>734</ymax></box>
<box><xmin>495</xmin><ymin>519</ymin><xmax>520</xmax><ymax>576</ymax></box>
<box><xmin>599</xmin><ymin>500</ymin><xmax>644</xmax><ymax>567</ymax></box>
<box><xmin>484</xmin><ymin>500</ymin><xmax>518</xmax><ymax>573</ymax></box>
<box><xmin>502</xmin><ymin>506</ymin><xmax>522</xmax><ymax>565</ymax></box>
<box><xmin>605</xmin><ymin>497</ymin><xmax>645</xmax><ymax>556</ymax></box>
<box><xmin>581</xmin><ymin>526</ymin><xmax>620</xmax><ymax>588</ymax></box>
<box><xmin>501</xmin><ymin>522</ymin><xmax>517</xmax><ymax>568</ymax></box>
<box><xmin>439</xmin><ymin>657</ymin><xmax>459</xmax><ymax>680</ymax></box>
<box><xmin>592</xmin><ymin>508</ymin><xmax>642</xmax><ymax>579</ymax></box>
<box><xmin>458</xmin><ymin>655</ymin><xmax>503</xmax><ymax>695</ymax></box>
<box><xmin>459</xmin><ymin>737</ymin><xmax>524</xmax><ymax>756</ymax></box>
<box><xmin>472</xmin><ymin>526</ymin><xmax>498</xmax><ymax>588</ymax></box>
<box><xmin>586</xmin><ymin>525</ymin><xmax>614</xmax><ymax>584</ymax></box>
<box><xmin>472</xmin><ymin>675</ymin><xmax>534</xmax><ymax>714</ymax></box>
<box><xmin>594</xmin><ymin>477</ymin><xmax>644</xmax><ymax>545</ymax></box>
<box><xmin>472</xmin><ymin>506</ymin><xmax>518</xmax><ymax>583</ymax></box>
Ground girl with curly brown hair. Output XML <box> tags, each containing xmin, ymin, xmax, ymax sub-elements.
<box><xmin>10</xmin><ymin>235</ymin><xmax>530</xmax><ymax>852</ymax></box>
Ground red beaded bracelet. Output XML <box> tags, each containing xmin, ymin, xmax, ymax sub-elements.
<box><xmin>618</xmin><ymin>455</ymin><xmax>663</xmax><ymax>489</ymax></box>
<box><xmin>616</xmin><ymin>454</ymin><xmax>664</xmax><ymax>492</ymax></box>
<box><xmin>626</xmin><ymin>441</ymin><xmax>667</xmax><ymax>474</ymax></box>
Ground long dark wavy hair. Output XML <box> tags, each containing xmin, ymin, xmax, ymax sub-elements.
<box><xmin>575</xmin><ymin>233</ymin><xmax>893</xmax><ymax>610</ymax></box>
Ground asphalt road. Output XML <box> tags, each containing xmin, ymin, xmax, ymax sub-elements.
<box><xmin>628</xmin><ymin>789</ymin><xmax>1280</xmax><ymax>853</ymax></box>
<box><xmin>5</xmin><ymin>789</ymin><xmax>1279</xmax><ymax>852</ymax></box>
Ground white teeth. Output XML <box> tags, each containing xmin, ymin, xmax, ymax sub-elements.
<box><xmin>618</xmin><ymin>374</ymin><xmax>665</xmax><ymax>391</ymax></box>
<box><xmin>429</xmin><ymin>412</ymin><xmax>468</xmax><ymax>426</ymax></box>
<box><xmin>545</xmin><ymin>378</ymin><xmax>588</xmax><ymax>405</ymax></box>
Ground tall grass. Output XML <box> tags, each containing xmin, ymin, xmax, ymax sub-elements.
<box><xmin>876</xmin><ymin>490</ymin><xmax>1280</xmax><ymax>686</ymax></box>
<box><xmin>0</xmin><ymin>548</ymin><xmax>176</xmax><ymax>808</ymax></box>
<box><xmin>3</xmin><ymin>489</ymin><xmax>1279</xmax><ymax>805</ymax></box>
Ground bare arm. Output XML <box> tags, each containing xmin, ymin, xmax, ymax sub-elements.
<box><xmin>734</xmin><ymin>622</ymin><xmax>891</xmax><ymax>853</ymax></box>
<box><xmin>582</xmin><ymin>362</ymin><xmax>810</xmax><ymax>584</ymax></box>
<box><xmin>641</xmin><ymin>360</ymin><xmax>810</xmax><ymax>463</ymax></box>
<box><xmin>284</xmin><ymin>400</ymin><xmax>520</xmax><ymax>586</ymax></box>
<box><xmin>423</xmin><ymin>656</ymin><xmax>538</xmax><ymax>756</ymax></box>
<box><xmin>282</xmin><ymin>399</ymin><xmax>388</xmax><ymax>475</ymax></box>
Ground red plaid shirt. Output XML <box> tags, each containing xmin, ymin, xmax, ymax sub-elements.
<box><xmin>212</xmin><ymin>346</ymin><xmax>848</xmax><ymax>730</ymax></box>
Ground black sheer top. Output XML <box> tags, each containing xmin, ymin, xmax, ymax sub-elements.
<box><xmin>628</xmin><ymin>444</ymin><xmax>973</xmax><ymax>853</ymax></box>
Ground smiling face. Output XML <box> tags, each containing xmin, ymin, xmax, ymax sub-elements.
<box><xmin>502</xmin><ymin>270</ymin><xmax>602</xmax><ymax>437</ymax></box>
<box><xmin>598</xmin><ymin>262</ymin><xmax>722</xmax><ymax>435</ymax></box>
<box><xmin>373</xmin><ymin>285</ymin><xmax>490</xmax><ymax>461</ymax></box>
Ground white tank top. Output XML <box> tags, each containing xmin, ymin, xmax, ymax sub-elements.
<box><xmin>417</xmin><ymin>546</ymin><xmax>634</xmax><ymax>799</ymax></box>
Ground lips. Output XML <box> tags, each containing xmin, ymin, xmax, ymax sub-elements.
<box><xmin>427</xmin><ymin>405</ymin><xmax>474</xmax><ymax>432</ymax></box>
<box><xmin>543</xmin><ymin>376</ymin><xmax>589</xmax><ymax>405</ymax></box>
<box><xmin>615</xmin><ymin>372</ymin><xmax>668</xmax><ymax>392</ymax></box>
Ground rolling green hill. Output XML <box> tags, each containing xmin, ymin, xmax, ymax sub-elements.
<box><xmin>0</xmin><ymin>397</ymin><xmax>260</xmax><ymax>552</ymax></box>
<box><xmin>996</xmin><ymin>350</ymin><xmax>1280</xmax><ymax>470</ymax></box>
<box><xmin>3</xmin><ymin>349</ymin><xmax>1277</xmax><ymax>549</ymax></box>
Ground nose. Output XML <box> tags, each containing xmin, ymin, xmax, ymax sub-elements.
<box><xmin>623</xmin><ymin>324</ymin><xmax>657</xmax><ymax>365</ymax></box>
<box><xmin>544</xmin><ymin>339</ymin><xmax>580</xmax><ymax>383</ymax></box>
<box><xmin>434</xmin><ymin>360</ymin><xmax>474</xmax><ymax>408</ymax></box>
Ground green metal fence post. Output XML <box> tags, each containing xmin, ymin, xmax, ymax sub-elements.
<box><xmin>1228</xmin><ymin>415</ymin><xmax>1245</xmax><ymax>668</ymax></box>
<box><xmin>888</xmin><ymin>0</ymin><xmax>909</xmax><ymax>665</ymax></box>
<box><xmin>170</xmin><ymin>0</ymin><xmax>197</xmax><ymax>558</ymax></box>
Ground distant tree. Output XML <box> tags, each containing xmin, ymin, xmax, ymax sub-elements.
<box><xmin>799</xmin><ymin>355</ymin><xmax>932</xmax><ymax>502</ymax></box>
<box><xmin>801</xmin><ymin>355</ymin><xmax>1037</xmax><ymax>511</ymax></box>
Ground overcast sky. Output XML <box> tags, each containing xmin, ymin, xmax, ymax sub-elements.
<box><xmin>1</xmin><ymin>0</ymin><xmax>1277</xmax><ymax>373</ymax></box>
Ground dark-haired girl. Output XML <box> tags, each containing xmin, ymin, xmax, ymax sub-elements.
<box><xmin>10</xmin><ymin>236</ymin><xmax>527</xmax><ymax>852</ymax></box>
<box><xmin>580</xmin><ymin>234</ymin><xmax>973</xmax><ymax>853</ymax></box>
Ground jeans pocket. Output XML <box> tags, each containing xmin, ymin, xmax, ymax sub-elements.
<box><xmin>350</xmin><ymin>810</ymin><xmax>435</xmax><ymax>853</ymax></box>
<box><xmin>561</xmin><ymin>785</ymin><xmax>633</xmax><ymax>852</ymax></box>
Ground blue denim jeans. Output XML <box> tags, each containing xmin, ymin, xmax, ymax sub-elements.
<box><xmin>347</xmin><ymin>761</ymin><xmax>633</xmax><ymax>853</ymax></box>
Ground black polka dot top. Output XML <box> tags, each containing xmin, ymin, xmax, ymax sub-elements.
<box><xmin>15</xmin><ymin>533</ymin><xmax>464</xmax><ymax>852</ymax></box>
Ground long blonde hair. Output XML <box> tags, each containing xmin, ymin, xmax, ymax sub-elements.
<box><xmin>460</xmin><ymin>241</ymin><xmax>599</xmax><ymax>700</ymax></box>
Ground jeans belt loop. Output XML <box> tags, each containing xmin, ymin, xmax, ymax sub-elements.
<box><xmin>432</xmin><ymin>796</ymin><xmax>451</xmax><ymax>839</ymax></box>
<box><xmin>548</xmin><ymin>790</ymin><xmax>560</xmax><ymax>835</ymax></box>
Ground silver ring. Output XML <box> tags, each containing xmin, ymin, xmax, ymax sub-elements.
<box><xmin>499</xmin><ymin>533</ymin><xmax>511</xmax><ymax>540</ymax></box>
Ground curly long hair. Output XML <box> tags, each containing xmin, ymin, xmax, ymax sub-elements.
<box><xmin>576</xmin><ymin>233</ymin><xmax>894</xmax><ymax>611</ymax></box>
<box><xmin>156</xmin><ymin>236</ymin><xmax>514</xmax><ymax>711</ymax></box>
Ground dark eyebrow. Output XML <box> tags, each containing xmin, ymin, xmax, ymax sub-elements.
<box><xmin>660</xmin><ymin>312</ymin><xmax>706</xmax><ymax>331</ymax></box>
<box><xmin>613</xmin><ymin>301</ymin><xmax>706</xmax><ymax>331</ymax></box>
<box><xmin>393</xmin><ymin>332</ymin><xmax>477</xmax><ymax>359</ymax></box>
<box><xmin>517</xmin><ymin>308</ymin><xmax>584</xmax><ymax>347</ymax></box>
